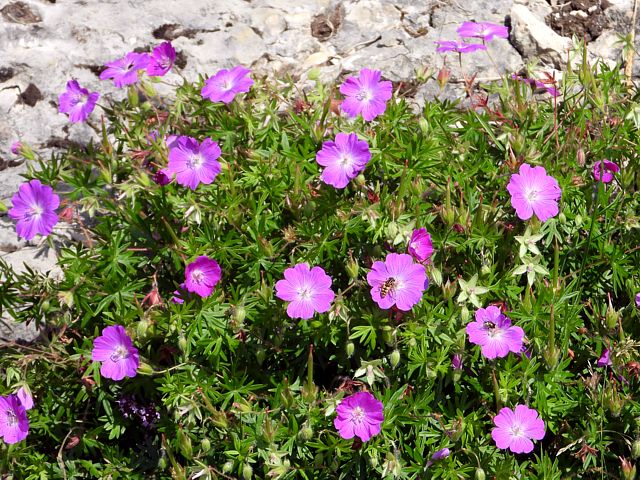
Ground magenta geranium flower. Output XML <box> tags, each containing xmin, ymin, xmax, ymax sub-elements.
<box><xmin>636</xmin><ymin>293</ymin><xmax>640</xmax><ymax>308</ymax></box>
<box><xmin>593</xmin><ymin>160</ymin><xmax>619</xmax><ymax>183</ymax></box>
<box><xmin>146</xmin><ymin>41</ymin><xmax>176</xmax><ymax>77</ymax></box>
<box><xmin>408</xmin><ymin>228</ymin><xmax>433</xmax><ymax>263</ymax></box>
<box><xmin>99</xmin><ymin>52</ymin><xmax>149</xmax><ymax>88</ymax></box>
<box><xmin>367</xmin><ymin>253</ymin><xmax>427</xmax><ymax>311</ymax></box>
<box><xmin>597</xmin><ymin>348</ymin><xmax>612</xmax><ymax>367</ymax></box>
<box><xmin>0</xmin><ymin>394</ymin><xmax>29</xmax><ymax>444</ymax></box>
<box><xmin>58</xmin><ymin>80</ymin><xmax>99</xmax><ymax>123</ymax></box>
<box><xmin>184</xmin><ymin>256</ymin><xmax>222</xmax><ymax>298</ymax></box>
<box><xmin>166</xmin><ymin>136</ymin><xmax>222</xmax><ymax>190</ymax></box>
<box><xmin>275</xmin><ymin>263</ymin><xmax>335</xmax><ymax>319</ymax></box>
<box><xmin>466</xmin><ymin>306</ymin><xmax>524</xmax><ymax>359</ymax></box>
<box><xmin>201</xmin><ymin>66</ymin><xmax>254</xmax><ymax>104</ymax></box>
<box><xmin>10</xmin><ymin>141</ymin><xmax>22</xmax><ymax>155</ymax></box>
<box><xmin>334</xmin><ymin>391</ymin><xmax>384</xmax><ymax>442</ymax></box>
<box><xmin>91</xmin><ymin>325</ymin><xmax>140</xmax><ymax>381</ymax></box>
<box><xmin>506</xmin><ymin>164</ymin><xmax>561</xmax><ymax>222</ymax></box>
<box><xmin>491</xmin><ymin>405</ymin><xmax>545</xmax><ymax>454</ymax></box>
<box><xmin>339</xmin><ymin>68</ymin><xmax>393</xmax><ymax>122</ymax></box>
<box><xmin>8</xmin><ymin>179</ymin><xmax>60</xmax><ymax>241</ymax></box>
<box><xmin>153</xmin><ymin>169</ymin><xmax>171</xmax><ymax>186</ymax></box>
<box><xmin>457</xmin><ymin>21</ymin><xmax>509</xmax><ymax>41</ymax></box>
<box><xmin>435</xmin><ymin>40</ymin><xmax>487</xmax><ymax>54</ymax></box>
<box><xmin>512</xmin><ymin>74</ymin><xmax>559</xmax><ymax>97</ymax></box>
<box><xmin>315</xmin><ymin>133</ymin><xmax>371</xmax><ymax>189</ymax></box>
<box><xmin>16</xmin><ymin>387</ymin><xmax>33</xmax><ymax>411</ymax></box>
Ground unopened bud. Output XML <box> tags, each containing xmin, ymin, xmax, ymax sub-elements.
<box><xmin>346</xmin><ymin>257</ymin><xmax>359</xmax><ymax>281</ymax></box>
<box><xmin>232</xmin><ymin>305</ymin><xmax>246</xmax><ymax>324</ymax></box>
<box><xmin>558</xmin><ymin>212</ymin><xmax>567</xmax><ymax>224</ymax></box>
<box><xmin>222</xmin><ymin>460</ymin><xmax>234</xmax><ymax>473</ymax></box>
<box><xmin>346</xmin><ymin>341</ymin><xmax>355</xmax><ymax>357</ymax></box>
<box><xmin>621</xmin><ymin>457</ymin><xmax>636</xmax><ymax>480</ymax></box>
<box><xmin>177</xmin><ymin>428</ymin><xmax>192</xmax><ymax>459</ymax></box>
<box><xmin>460</xmin><ymin>306</ymin><xmax>470</xmax><ymax>322</ymax></box>
<box><xmin>605</xmin><ymin>302</ymin><xmax>621</xmax><ymax>330</ymax></box>
<box><xmin>137</xmin><ymin>362</ymin><xmax>154</xmax><ymax>376</ymax></box>
<box><xmin>178</xmin><ymin>335</ymin><xmax>188</xmax><ymax>353</ymax></box>
<box><xmin>298</xmin><ymin>425</ymin><xmax>313</xmax><ymax>441</ymax></box>
<box><xmin>381</xmin><ymin>326</ymin><xmax>395</xmax><ymax>346</ymax></box>
<box><xmin>255</xmin><ymin>347</ymin><xmax>266</xmax><ymax>366</ymax></box>
<box><xmin>475</xmin><ymin>467</ymin><xmax>486</xmax><ymax>480</ymax></box>
<box><xmin>544</xmin><ymin>344</ymin><xmax>560</xmax><ymax>369</ymax></box>
<box><xmin>355</xmin><ymin>173</ymin><xmax>366</xmax><ymax>187</ymax></box>
<box><xmin>201</xmin><ymin>438</ymin><xmax>211</xmax><ymax>453</ymax></box>
<box><xmin>437</xmin><ymin>67</ymin><xmax>451</xmax><ymax>89</ymax></box>
<box><xmin>632</xmin><ymin>439</ymin><xmax>640</xmax><ymax>459</ymax></box>
<box><xmin>242</xmin><ymin>463</ymin><xmax>253</xmax><ymax>480</ymax></box>
<box><xmin>389</xmin><ymin>349</ymin><xmax>401</xmax><ymax>368</ymax></box>
<box><xmin>418</xmin><ymin>117</ymin><xmax>429</xmax><ymax>135</ymax></box>
<box><xmin>442</xmin><ymin>279</ymin><xmax>457</xmax><ymax>300</ymax></box>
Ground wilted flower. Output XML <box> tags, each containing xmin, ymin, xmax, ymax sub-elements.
<box><xmin>201</xmin><ymin>66</ymin><xmax>253</xmax><ymax>104</ymax></box>
<box><xmin>0</xmin><ymin>394</ymin><xmax>29</xmax><ymax>444</ymax></box>
<box><xmin>408</xmin><ymin>227</ymin><xmax>433</xmax><ymax>263</ymax></box>
<box><xmin>99</xmin><ymin>52</ymin><xmax>149</xmax><ymax>88</ymax></box>
<box><xmin>153</xmin><ymin>169</ymin><xmax>171</xmax><ymax>186</ymax></box>
<box><xmin>146</xmin><ymin>41</ymin><xmax>176</xmax><ymax>77</ymax></box>
<box><xmin>457</xmin><ymin>21</ymin><xmax>509</xmax><ymax>41</ymax></box>
<box><xmin>491</xmin><ymin>405</ymin><xmax>545</xmax><ymax>453</ymax></box>
<box><xmin>91</xmin><ymin>325</ymin><xmax>140</xmax><ymax>381</ymax></box>
<box><xmin>452</xmin><ymin>354</ymin><xmax>463</xmax><ymax>370</ymax></box>
<box><xmin>334</xmin><ymin>391</ymin><xmax>384</xmax><ymax>442</ymax></box>
<box><xmin>435</xmin><ymin>40</ymin><xmax>487</xmax><ymax>54</ymax></box>
<box><xmin>507</xmin><ymin>163</ymin><xmax>561</xmax><ymax>222</ymax></box>
<box><xmin>58</xmin><ymin>80</ymin><xmax>99</xmax><ymax>123</ymax></box>
<box><xmin>367</xmin><ymin>253</ymin><xmax>427</xmax><ymax>311</ymax></box>
<box><xmin>184</xmin><ymin>256</ymin><xmax>222</xmax><ymax>298</ymax></box>
<box><xmin>166</xmin><ymin>136</ymin><xmax>222</xmax><ymax>190</ymax></box>
<box><xmin>8</xmin><ymin>179</ymin><xmax>60</xmax><ymax>240</ymax></box>
<box><xmin>426</xmin><ymin>447</ymin><xmax>451</xmax><ymax>467</ymax></box>
<box><xmin>275</xmin><ymin>263</ymin><xmax>335</xmax><ymax>319</ymax></box>
<box><xmin>339</xmin><ymin>68</ymin><xmax>393</xmax><ymax>121</ymax></box>
<box><xmin>466</xmin><ymin>306</ymin><xmax>524</xmax><ymax>359</ymax></box>
<box><xmin>315</xmin><ymin>132</ymin><xmax>371</xmax><ymax>189</ymax></box>
<box><xmin>597</xmin><ymin>348</ymin><xmax>612</xmax><ymax>367</ymax></box>
<box><xmin>593</xmin><ymin>160</ymin><xmax>619</xmax><ymax>184</ymax></box>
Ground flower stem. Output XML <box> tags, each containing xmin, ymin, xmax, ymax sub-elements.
<box><xmin>491</xmin><ymin>367</ymin><xmax>501</xmax><ymax>411</ymax></box>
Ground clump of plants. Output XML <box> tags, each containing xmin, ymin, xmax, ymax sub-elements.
<box><xmin>1</xmin><ymin>23</ymin><xmax>640</xmax><ymax>479</ymax></box>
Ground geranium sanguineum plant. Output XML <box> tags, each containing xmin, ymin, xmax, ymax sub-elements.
<box><xmin>334</xmin><ymin>391</ymin><xmax>383</xmax><ymax>442</ymax></box>
<box><xmin>315</xmin><ymin>132</ymin><xmax>371</xmax><ymax>189</ymax></box>
<box><xmin>456</xmin><ymin>21</ymin><xmax>509</xmax><ymax>42</ymax></box>
<box><xmin>8</xmin><ymin>179</ymin><xmax>60</xmax><ymax>240</ymax></box>
<box><xmin>91</xmin><ymin>325</ymin><xmax>140</xmax><ymax>381</ymax></box>
<box><xmin>339</xmin><ymin>68</ymin><xmax>392</xmax><ymax>121</ymax></box>
<box><xmin>466</xmin><ymin>306</ymin><xmax>524</xmax><ymax>359</ymax></box>
<box><xmin>58</xmin><ymin>80</ymin><xmax>99</xmax><ymax>123</ymax></box>
<box><xmin>0</xmin><ymin>394</ymin><xmax>29</xmax><ymax>444</ymax></box>
<box><xmin>99</xmin><ymin>52</ymin><xmax>149</xmax><ymax>88</ymax></box>
<box><xmin>506</xmin><ymin>163</ymin><xmax>561</xmax><ymax>222</ymax></box>
<box><xmin>408</xmin><ymin>228</ymin><xmax>433</xmax><ymax>263</ymax></box>
<box><xmin>275</xmin><ymin>263</ymin><xmax>335</xmax><ymax>319</ymax></box>
<box><xmin>435</xmin><ymin>40</ymin><xmax>487</xmax><ymax>54</ymax></box>
<box><xmin>201</xmin><ymin>66</ymin><xmax>253</xmax><ymax>104</ymax></box>
<box><xmin>166</xmin><ymin>136</ymin><xmax>222</xmax><ymax>190</ymax></box>
<box><xmin>593</xmin><ymin>160</ymin><xmax>619</xmax><ymax>183</ymax></box>
<box><xmin>491</xmin><ymin>405</ymin><xmax>545</xmax><ymax>454</ymax></box>
<box><xmin>184</xmin><ymin>256</ymin><xmax>222</xmax><ymax>298</ymax></box>
<box><xmin>367</xmin><ymin>253</ymin><xmax>427</xmax><ymax>311</ymax></box>
<box><xmin>146</xmin><ymin>41</ymin><xmax>176</xmax><ymax>77</ymax></box>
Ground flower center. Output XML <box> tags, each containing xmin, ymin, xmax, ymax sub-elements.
<box><xmin>509</xmin><ymin>423</ymin><xmax>524</xmax><ymax>438</ymax></box>
<box><xmin>27</xmin><ymin>204</ymin><xmax>43</xmax><ymax>219</ymax></box>
<box><xmin>525</xmin><ymin>187</ymin><xmax>539</xmax><ymax>203</ymax></box>
<box><xmin>340</xmin><ymin>154</ymin><xmax>353</xmax><ymax>167</ymax></box>
<box><xmin>355</xmin><ymin>89</ymin><xmax>371</xmax><ymax>102</ymax></box>
<box><xmin>6</xmin><ymin>410</ymin><xmax>18</xmax><ymax>427</ymax></box>
<box><xmin>351</xmin><ymin>406</ymin><xmax>365</xmax><ymax>424</ymax></box>
<box><xmin>110</xmin><ymin>345</ymin><xmax>130</xmax><ymax>363</ymax></box>
<box><xmin>191</xmin><ymin>269</ymin><xmax>204</xmax><ymax>284</ymax></box>
<box><xmin>188</xmin><ymin>154</ymin><xmax>204</xmax><ymax>169</ymax></box>
<box><xmin>222</xmin><ymin>79</ymin><xmax>233</xmax><ymax>91</ymax></box>
<box><xmin>297</xmin><ymin>285</ymin><xmax>313</xmax><ymax>300</ymax></box>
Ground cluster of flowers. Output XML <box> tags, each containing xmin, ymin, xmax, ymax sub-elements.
<box><xmin>0</xmin><ymin>387</ymin><xmax>33</xmax><ymax>444</ymax></box>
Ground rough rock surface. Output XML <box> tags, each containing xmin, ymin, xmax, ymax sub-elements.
<box><xmin>0</xmin><ymin>0</ymin><xmax>636</xmax><ymax>340</ymax></box>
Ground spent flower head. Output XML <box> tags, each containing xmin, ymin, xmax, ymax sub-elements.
<box><xmin>275</xmin><ymin>263</ymin><xmax>335</xmax><ymax>319</ymax></box>
<box><xmin>514</xmin><ymin>227</ymin><xmax>544</xmax><ymax>258</ymax></box>
<box><xmin>507</xmin><ymin>163</ymin><xmax>561</xmax><ymax>222</ymax></box>
<box><xmin>184</xmin><ymin>256</ymin><xmax>222</xmax><ymax>298</ymax></box>
<box><xmin>91</xmin><ymin>325</ymin><xmax>140</xmax><ymax>381</ymax></box>
<box><xmin>333</xmin><ymin>391</ymin><xmax>384</xmax><ymax>442</ymax></box>
<box><xmin>58</xmin><ymin>80</ymin><xmax>99</xmax><ymax>123</ymax></box>
<box><xmin>491</xmin><ymin>405</ymin><xmax>545</xmax><ymax>453</ymax></box>
<box><xmin>457</xmin><ymin>274</ymin><xmax>489</xmax><ymax>308</ymax></box>
<box><xmin>466</xmin><ymin>306</ymin><xmax>525</xmax><ymax>359</ymax></box>
<box><xmin>315</xmin><ymin>132</ymin><xmax>371</xmax><ymax>189</ymax></box>
<box><xmin>201</xmin><ymin>66</ymin><xmax>253</xmax><ymax>104</ymax></box>
<box><xmin>512</xmin><ymin>255</ymin><xmax>549</xmax><ymax>287</ymax></box>
<box><xmin>339</xmin><ymin>68</ymin><xmax>392</xmax><ymax>121</ymax></box>
<box><xmin>367</xmin><ymin>253</ymin><xmax>427</xmax><ymax>311</ymax></box>
<box><xmin>99</xmin><ymin>52</ymin><xmax>149</xmax><ymax>88</ymax></box>
<box><xmin>8</xmin><ymin>179</ymin><xmax>60</xmax><ymax>240</ymax></box>
<box><xmin>166</xmin><ymin>136</ymin><xmax>222</xmax><ymax>190</ymax></box>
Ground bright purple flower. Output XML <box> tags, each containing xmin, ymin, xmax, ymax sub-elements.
<box><xmin>506</xmin><ymin>163</ymin><xmax>561</xmax><ymax>223</ymax></box>
<box><xmin>593</xmin><ymin>160</ymin><xmax>619</xmax><ymax>184</ymax></box>
<box><xmin>367</xmin><ymin>253</ymin><xmax>427</xmax><ymax>311</ymax></box>
<box><xmin>315</xmin><ymin>133</ymin><xmax>371</xmax><ymax>189</ymax></box>
<box><xmin>153</xmin><ymin>169</ymin><xmax>171</xmax><ymax>186</ymax></box>
<box><xmin>58</xmin><ymin>80</ymin><xmax>99</xmax><ymax>123</ymax></box>
<box><xmin>491</xmin><ymin>405</ymin><xmax>545</xmax><ymax>454</ymax></box>
<box><xmin>10</xmin><ymin>142</ymin><xmax>22</xmax><ymax>155</ymax></box>
<box><xmin>426</xmin><ymin>447</ymin><xmax>451</xmax><ymax>467</ymax></box>
<box><xmin>597</xmin><ymin>348</ymin><xmax>612</xmax><ymax>367</ymax></box>
<box><xmin>339</xmin><ymin>68</ymin><xmax>393</xmax><ymax>122</ymax></box>
<box><xmin>166</xmin><ymin>136</ymin><xmax>222</xmax><ymax>190</ymax></box>
<box><xmin>275</xmin><ymin>263</ymin><xmax>335</xmax><ymax>319</ymax></box>
<box><xmin>0</xmin><ymin>395</ymin><xmax>29</xmax><ymax>444</ymax></box>
<box><xmin>8</xmin><ymin>179</ymin><xmax>60</xmax><ymax>241</ymax></box>
<box><xmin>636</xmin><ymin>293</ymin><xmax>640</xmax><ymax>308</ymax></box>
<box><xmin>457</xmin><ymin>21</ymin><xmax>509</xmax><ymax>41</ymax></box>
<box><xmin>435</xmin><ymin>40</ymin><xmax>487</xmax><ymax>54</ymax></box>
<box><xmin>184</xmin><ymin>256</ymin><xmax>222</xmax><ymax>298</ymax></box>
<box><xmin>512</xmin><ymin>74</ymin><xmax>559</xmax><ymax>97</ymax></box>
<box><xmin>171</xmin><ymin>283</ymin><xmax>190</xmax><ymax>304</ymax></box>
<box><xmin>466</xmin><ymin>306</ymin><xmax>524</xmax><ymax>359</ymax></box>
<box><xmin>165</xmin><ymin>134</ymin><xmax>179</xmax><ymax>149</ymax></box>
<box><xmin>452</xmin><ymin>354</ymin><xmax>463</xmax><ymax>370</ymax></box>
<box><xmin>16</xmin><ymin>387</ymin><xmax>33</xmax><ymax>411</ymax></box>
<box><xmin>91</xmin><ymin>325</ymin><xmax>140</xmax><ymax>381</ymax></box>
<box><xmin>201</xmin><ymin>66</ymin><xmax>253</xmax><ymax>104</ymax></box>
<box><xmin>146</xmin><ymin>42</ymin><xmax>176</xmax><ymax>77</ymax></box>
<box><xmin>99</xmin><ymin>52</ymin><xmax>149</xmax><ymax>88</ymax></box>
<box><xmin>408</xmin><ymin>228</ymin><xmax>434</xmax><ymax>263</ymax></box>
<box><xmin>334</xmin><ymin>391</ymin><xmax>384</xmax><ymax>442</ymax></box>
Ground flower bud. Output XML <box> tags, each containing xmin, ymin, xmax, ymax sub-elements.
<box><xmin>460</xmin><ymin>306</ymin><xmax>470</xmax><ymax>322</ymax></box>
<box><xmin>127</xmin><ymin>85</ymin><xmax>139</xmax><ymax>106</ymax></box>
<box><xmin>389</xmin><ymin>349</ymin><xmax>401</xmax><ymax>368</ymax></box>
<box><xmin>137</xmin><ymin>362</ymin><xmax>155</xmax><ymax>376</ymax></box>
<box><xmin>222</xmin><ymin>460</ymin><xmax>234</xmax><ymax>473</ymax></box>
<box><xmin>381</xmin><ymin>326</ymin><xmax>395</xmax><ymax>346</ymax></box>
<box><xmin>621</xmin><ymin>457</ymin><xmax>636</xmax><ymax>480</ymax></box>
<box><xmin>418</xmin><ymin>117</ymin><xmax>430</xmax><ymax>135</ymax></box>
<box><xmin>200</xmin><ymin>438</ymin><xmax>211</xmax><ymax>453</ymax></box>
<box><xmin>480</xmin><ymin>263</ymin><xmax>491</xmax><ymax>276</ymax></box>
<box><xmin>558</xmin><ymin>212</ymin><xmax>567</xmax><ymax>224</ymax></box>
<box><xmin>255</xmin><ymin>347</ymin><xmax>266</xmax><ymax>366</ymax></box>
<box><xmin>177</xmin><ymin>428</ymin><xmax>192</xmax><ymax>459</ymax></box>
<box><xmin>632</xmin><ymin>439</ymin><xmax>640</xmax><ymax>459</ymax></box>
<box><xmin>475</xmin><ymin>467</ymin><xmax>486</xmax><ymax>480</ymax></box>
<box><xmin>605</xmin><ymin>302</ymin><xmax>621</xmax><ymax>330</ymax></box>
<box><xmin>442</xmin><ymin>279</ymin><xmax>457</xmax><ymax>300</ymax></box>
<box><xmin>346</xmin><ymin>257</ymin><xmax>359</xmax><ymax>281</ymax></box>
<box><xmin>136</xmin><ymin>319</ymin><xmax>150</xmax><ymax>338</ymax></box>
<box><xmin>544</xmin><ymin>344</ymin><xmax>560</xmax><ymax>369</ymax></box>
<box><xmin>178</xmin><ymin>335</ymin><xmax>188</xmax><ymax>353</ymax></box>
<box><xmin>298</xmin><ymin>425</ymin><xmax>313</xmax><ymax>441</ymax></box>
<box><xmin>605</xmin><ymin>386</ymin><xmax>625</xmax><ymax>417</ymax></box>
<box><xmin>346</xmin><ymin>341</ymin><xmax>355</xmax><ymax>357</ymax></box>
<box><xmin>355</xmin><ymin>173</ymin><xmax>366</xmax><ymax>187</ymax></box>
<box><xmin>242</xmin><ymin>463</ymin><xmax>253</xmax><ymax>480</ymax></box>
<box><xmin>232</xmin><ymin>305</ymin><xmax>246</xmax><ymax>324</ymax></box>
<box><xmin>437</xmin><ymin>67</ymin><xmax>450</xmax><ymax>89</ymax></box>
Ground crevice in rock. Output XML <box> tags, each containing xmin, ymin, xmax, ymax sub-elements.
<box><xmin>311</xmin><ymin>3</ymin><xmax>344</xmax><ymax>42</ymax></box>
<box><xmin>18</xmin><ymin>83</ymin><xmax>43</xmax><ymax>107</ymax></box>
<box><xmin>152</xmin><ymin>23</ymin><xmax>219</xmax><ymax>41</ymax></box>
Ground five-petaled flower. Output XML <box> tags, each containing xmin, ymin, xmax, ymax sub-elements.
<box><xmin>435</xmin><ymin>40</ymin><xmax>487</xmax><ymax>54</ymax></box>
<box><xmin>146</xmin><ymin>41</ymin><xmax>176</xmax><ymax>77</ymax></box>
<box><xmin>334</xmin><ymin>391</ymin><xmax>384</xmax><ymax>442</ymax></box>
<box><xmin>466</xmin><ymin>305</ymin><xmax>524</xmax><ymax>359</ymax></box>
<box><xmin>507</xmin><ymin>163</ymin><xmax>561</xmax><ymax>222</ymax></box>
<box><xmin>99</xmin><ymin>52</ymin><xmax>149</xmax><ymax>88</ymax></box>
<box><xmin>491</xmin><ymin>404</ymin><xmax>545</xmax><ymax>454</ymax></box>
<box><xmin>367</xmin><ymin>253</ymin><xmax>427</xmax><ymax>311</ymax></box>
<box><xmin>91</xmin><ymin>325</ymin><xmax>140</xmax><ymax>381</ymax></box>
<box><xmin>275</xmin><ymin>263</ymin><xmax>335</xmax><ymax>319</ymax></box>
<box><xmin>0</xmin><ymin>394</ymin><xmax>29</xmax><ymax>444</ymax></box>
<box><xmin>456</xmin><ymin>21</ymin><xmax>509</xmax><ymax>42</ymax></box>
<box><xmin>184</xmin><ymin>256</ymin><xmax>222</xmax><ymax>299</ymax></box>
<box><xmin>201</xmin><ymin>66</ymin><xmax>254</xmax><ymax>104</ymax></box>
<box><xmin>58</xmin><ymin>80</ymin><xmax>100</xmax><ymax>123</ymax></box>
<box><xmin>8</xmin><ymin>179</ymin><xmax>60</xmax><ymax>240</ymax></box>
<box><xmin>166</xmin><ymin>136</ymin><xmax>222</xmax><ymax>190</ymax></box>
<box><xmin>592</xmin><ymin>160</ymin><xmax>619</xmax><ymax>184</ymax></box>
<box><xmin>315</xmin><ymin>132</ymin><xmax>371</xmax><ymax>189</ymax></box>
<box><xmin>339</xmin><ymin>68</ymin><xmax>393</xmax><ymax>121</ymax></box>
<box><xmin>408</xmin><ymin>227</ymin><xmax>434</xmax><ymax>263</ymax></box>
